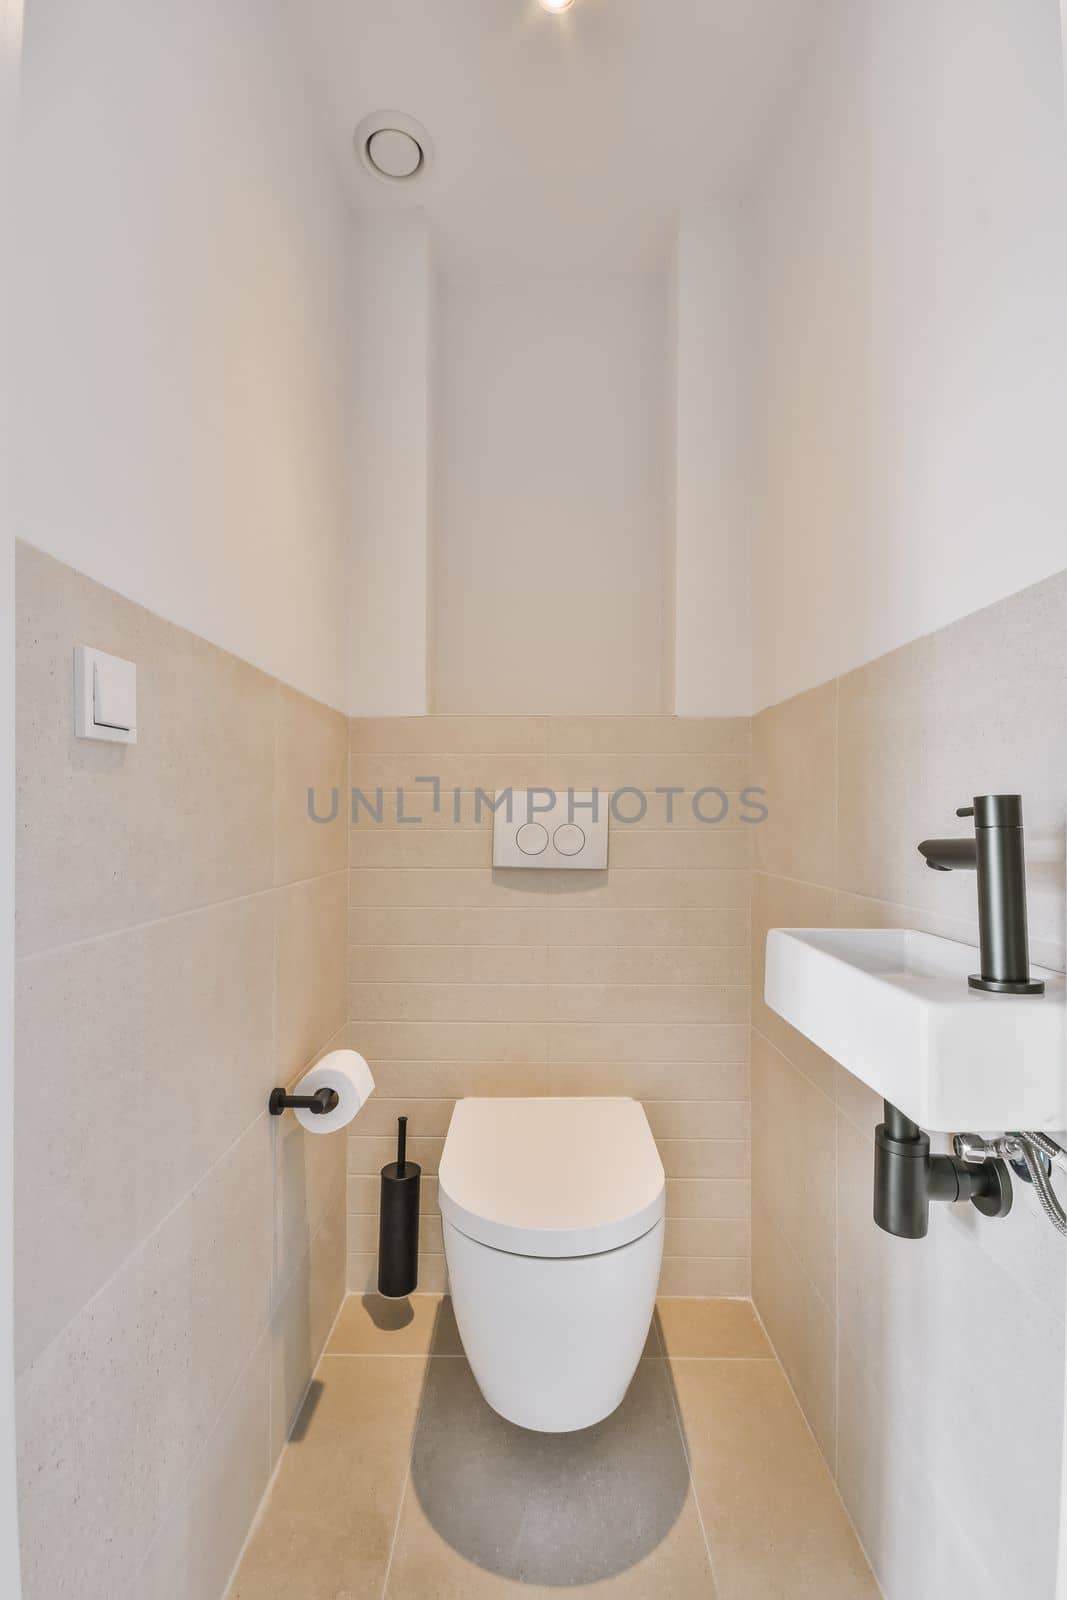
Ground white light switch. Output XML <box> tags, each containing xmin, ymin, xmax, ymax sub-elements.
<box><xmin>493</xmin><ymin>791</ymin><xmax>608</xmax><ymax>870</ymax></box>
<box><xmin>74</xmin><ymin>646</ymin><xmax>137</xmax><ymax>744</ymax></box>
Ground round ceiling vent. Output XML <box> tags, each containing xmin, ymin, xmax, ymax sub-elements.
<box><xmin>355</xmin><ymin>111</ymin><xmax>433</xmax><ymax>185</ymax></box>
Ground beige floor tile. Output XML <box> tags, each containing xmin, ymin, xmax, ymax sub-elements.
<box><xmin>655</xmin><ymin>1297</ymin><xmax>772</xmax><ymax>1359</ymax></box>
<box><xmin>230</xmin><ymin>1355</ymin><xmax>425</xmax><ymax>1599</ymax></box>
<box><xmin>670</xmin><ymin>1359</ymin><xmax>879</xmax><ymax>1599</ymax></box>
<box><xmin>384</xmin><ymin>1358</ymin><xmax>717</xmax><ymax>1597</ymax></box>
<box><xmin>327</xmin><ymin>1293</ymin><xmax>460</xmax><ymax>1357</ymax></box>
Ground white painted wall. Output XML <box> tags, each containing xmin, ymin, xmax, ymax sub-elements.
<box><xmin>348</xmin><ymin>210</ymin><xmax>433</xmax><ymax>716</ymax></box>
<box><xmin>433</xmin><ymin>274</ymin><xmax>669</xmax><ymax>714</ymax></box>
<box><xmin>750</xmin><ymin>0</ymin><xmax>1067</xmax><ymax>711</ymax></box>
<box><xmin>672</xmin><ymin>205</ymin><xmax>752</xmax><ymax>716</ymax></box>
<box><xmin>12</xmin><ymin>0</ymin><xmax>354</xmax><ymax>711</ymax></box>
<box><xmin>0</xmin><ymin>1</ymin><xmax>23</xmax><ymax>1589</ymax></box>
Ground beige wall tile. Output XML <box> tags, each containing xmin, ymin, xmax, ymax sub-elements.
<box><xmin>350</xmin><ymin>795</ymin><xmax>492</xmax><ymax>829</ymax></box>
<box><xmin>833</xmin><ymin>1058</ymin><xmax>882</xmax><ymax>1140</ymax></box>
<box><xmin>644</xmin><ymin>1100</ymin><xmax>750</xmax><ymax>1141</ymax></box>
<box><xmin>656</xmin><ymin>1140</ymin><xmax>750</xmax><ymax>1179</ymax></box>
<box><xmin>545</xmin><ymin>752</ymin><xmax>750</xmax><ymax>791</ymax></box>
<box><xmin>348</xmin><ymin>829</ymin><xmax>493</xmax><ymax>869</ymax></box>
<box><xmin>272</xmin><ymin>1056</ymin><xmax>347</xmax><ymax>1312</ymax></box>
<box><xmin>15</xmin><ymin>893</ymin><xmax>275</xmax><ymax>1375</ymax></box>
<box><xmin>16</xmin><ymin>542</ymin><xmax>275</xmax><ymax>955</ymax></box>
<box><xmin>752</xmin><ymin>1030</ymin><xmax>836</xmax><ymax>1310</ymax></box>
<box><xmin>350</xmin><ymin>905</ymin><xmax>550</xmax><ymax>947</ymax></box>
<box><xmin>836</xmin><ymin>1340</ymin><xmax>998</xmax><ymax>1599</ymax></box>
<box><xmin>350</xmin><ymin>980</ymin><xmax>550</xmax><ymax>1023</ymax></box>
<box><xmin>543</xmin><ymin>869</ymin><xmax>750</xmax><ymax>909</ymax></box>
<box><xmin>133</xmin><ymin>1332</ymin><xmax>271</xmax><ymax>1600</ymax></box>
<box><xmin>657</xmin><ymin>1258</ymin><xmax>751</xmax><ymax>1296</ymax></box>
<box><xmin>346</xmin><ymin>1213</ymin><xmax>444</xmax><ymax>1256</ymax></box>
<box><xmin>547</xmin><ymin>983</ymin><xmax>747</xmax><ymax>1025</ymax></box>
<box><xmin>547</xmin><ymin>1021</ymin><xmax>748</xmax><ymax>1064</ymax></box>
<box><xmin>663</xmin><ymin>1219</ymin><xmax>751</xmax><ymax>1259</ymax></box>
<box><xmin>547</xmin><ymin>906</ymin><xmax>749</xmax><ymax>947</ymax></box>
<box><xmin>671</xmin><ymin>1358</ymin><xmax>878</xmax><ymax>1598</ymax></box>
<box><xmin>348</xmin><ymin>1135</ymin><xmax>445</xmax><ymax>1176</ymax></box>
<box><xmin>16</xmin><ymin>1115</ymin><xmax>272</xmax><ymax>1599</ymax></box>
<box><xmin>352</xmin><ymin>1021</ymin><xmax>548</xmax><ymax>1063</ymax></box>
<box><xmin>836</xmin><ymin>568</ymin><xmax>1067</xmax><ymax>960</ymax></box>
<box><xmin>349</xmin><ymin>867</ymin><xmax>555</xmax><ymax>909</ymax></box>
<box><xmin>275</xmin><ymin>684</ymin><xmax>348</xmax><ymax>886</ymax></box>
<box><xmin>749</xmin><ymin>569</ymin><xmax>1067</xmax><ymax>1600</ymax></box>
<box><xmin>541</xmin><ymin>1061</ymin><xmax>750</xmax><ymax>1099</ymax></box>
<box><xmin>752</xmin><ymin>873</ymin><xmax>838</xmax><ymax>1094</ymax></box>
<box><xmin>348</xmin><ymin>1174</ymin><xmax>440</xmax><ymax>1217</ymax></box>
<box><xmin>751</xmin><ymin>1199</ymin><xmax>837</xmax><ymax>1471</ymax></box>
<box><xmin>350</xmin><ymin>715</ymin><xmax>549</xmax><ymax>753</ymax></box>
<box><xmin>347</xmin><ymin>1252</ymin><xmax>449</xmax><ymax>1294</ymax></box>
<box><xmin>275</xmin><ymin>871</ymin><xmax>347</xmax><ymax>1081</ymax></box>
<box><xmin>342</xmin><ymin>711</ymin><xmax>753</xmax><ymax>1331</ymax></box>
<box><xmin>548</xmin><ymin>715</ymin><xmax>751</xmax><ymax>754</ymax></box>
<box><xmin>269</xmin><ymin>1189</ymin><xmax>347</xmax><ymax>1464</ymax></box>
<box><xmin>364</xmin><ymin>1060</ymin><xmax>554</xmax><ymax>1098</ymax></box>
<box><xmin>665</xmin><ymin>1178</ymin><xmax>750</xmax><ymax>1219</ymax></box>
<box><xmin>609</xmin><ymin>829</ymin><xmax>752</xmax><ymax>869</ymax></box>
<box><xmin>349</xmin><ymin>943</ymin><xmax>549</xmax><ymax>984</ymax></box>
<box><xmin>835</xmin><ymin>1112</ymin><xmax>1064</xmax><ymax>1590</ymax></box>
<box><xmin>350</xmin><ymin>752</ymin><xmax>549</xmax><ymax>791</ymax></box>
<box><xmin>14</xmin><ymin>548</ymin><xmax>361</xmax><ymax>1596</ymax></box>
<box><xmin>356</xmin><ymin>1098</ymin><xmax>457</xmax><ymax>1137</ymax></box>
<box><xmin>752</xmin><ymin>679</ymin><xmax>837</xmax><ymax>886</ymax></box>
<box><xmin>548</xmin><ymin>944</ymin><xmax>747</xmax><ymax>985</ymax></box>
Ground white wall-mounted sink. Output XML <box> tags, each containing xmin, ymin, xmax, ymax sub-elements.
<box><xmin>765</xmin><ymin>928</ymin><xmax>1066</xmax><ymax>1133</ymax></box>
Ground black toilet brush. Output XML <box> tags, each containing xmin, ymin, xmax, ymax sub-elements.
<box><xmin>378</xmin><ymin>1115</ymin><xmax>421</xmax><ymax>1298</ymax></box>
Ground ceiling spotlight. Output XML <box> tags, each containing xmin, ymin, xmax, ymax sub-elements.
<box><xmin>539</xmin><ymin>0</ymin><xmax>575</xmax><ymax>12</ymax></box>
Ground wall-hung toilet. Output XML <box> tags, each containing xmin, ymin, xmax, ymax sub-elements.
<box><xmin>438</xmin><ymin>1097</ymin><xmax>665</xmax><ymax>1433</ymax></box>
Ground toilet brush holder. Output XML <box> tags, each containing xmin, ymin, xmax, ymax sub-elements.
<box><xmin>378</xmin><ymin>1116</ymin><xmax>421</xmax><ymax>1298</ymax></box>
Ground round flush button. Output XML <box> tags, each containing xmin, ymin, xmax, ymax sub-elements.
<box><xmin>553</xmin><ymin>823</ymin><xmax>586</xmax><ymax>857</ymax></box>
<box><xmin>516</xmin><ymin>822</ymin><xmax>549</xmax><ymax>856</ymax></box>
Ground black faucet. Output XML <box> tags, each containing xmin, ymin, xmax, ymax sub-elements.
<box><xmin>918</xmin><ymin>794</ymin><xmax>1043</xmax><ymax>995</ymax></box>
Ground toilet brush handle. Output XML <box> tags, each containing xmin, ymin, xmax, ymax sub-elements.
<box><xmin>397</xmin><ymin>1115</ymin><xmax>408</xmax><ymax>1177</ymax></box>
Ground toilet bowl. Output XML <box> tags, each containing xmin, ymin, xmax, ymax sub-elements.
<box><xmin>438</xmin><ymin>1097</ymin><xmax>665</xmax><ymax>1433</ymax></box>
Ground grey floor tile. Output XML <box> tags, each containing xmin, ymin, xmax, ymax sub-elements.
<box><xmin>384</xmin><ymin>1356</ymin><xmax>716</xmax><ymax>1597</ymax></box>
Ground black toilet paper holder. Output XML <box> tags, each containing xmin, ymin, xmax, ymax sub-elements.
<box><xmin>268</xmin><ymin>1086</ymin><xmax>340</xmax><ymax>1116</ymax></box>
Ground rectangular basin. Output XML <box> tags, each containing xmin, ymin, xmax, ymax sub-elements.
<box><xmin>765</xmin><ymin>928</ymin><xmax>1066</xmax><ymax>1133</ymax></box>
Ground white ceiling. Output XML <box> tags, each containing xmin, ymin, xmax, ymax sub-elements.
<box><xmin>302</xmin><ymin>0</ymin><xmax>827</xmax><ymax>275</ymax></box>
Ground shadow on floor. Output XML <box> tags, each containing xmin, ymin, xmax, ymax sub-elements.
<box><xmin>287</xmin><ymin>1379</ymin><xmax>326</xmax><ymax>1443</ymax></box>
<box><xmin>361</xmin><ymin>1292</ymin><xmax>416</xmax><ymax>1332</ymax></box>
<box><xmin>407</xmin><ymin>1301</ymin><xmax>690</xmax><ymax>1585</ymax></box>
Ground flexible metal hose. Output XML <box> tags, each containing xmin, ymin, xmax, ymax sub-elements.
<box><xmin>1023</xmin><ymin>1131</ymin><xmax>1067</xmax><ymax>1176</ymax></box>
<box><xmin>1016</xmin><ymin>1136</ymin><xmax>1067</xmax><ymax>1237</ymax></box>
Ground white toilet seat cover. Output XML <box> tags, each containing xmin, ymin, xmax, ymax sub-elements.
<box><xmin>438</xmin><ymin>1097</ymin><xmax>666</xmax><ymax>1259</ymax></box>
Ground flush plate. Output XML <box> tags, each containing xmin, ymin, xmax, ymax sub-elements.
<box><xmin>493</xmin><ymin>791</ymin><xmax>608</xmax><ymax>870</ymax></box>
<box><xmin>765</xmin><ymin>927</ymin><xmax>1065</xmax><ymax>1133</ymax></box>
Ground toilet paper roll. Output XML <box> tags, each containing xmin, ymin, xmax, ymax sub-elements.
<box><xmin>293</xmin><ymin>1049</ymin><xmax>375</xmax><ymax>1134</ymax></box>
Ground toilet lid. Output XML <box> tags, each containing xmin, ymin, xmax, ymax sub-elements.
<box><xmin>438</xmin><ymin>1098</ymin><xmax>665</xmax><ymax>1259</ymax></box>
